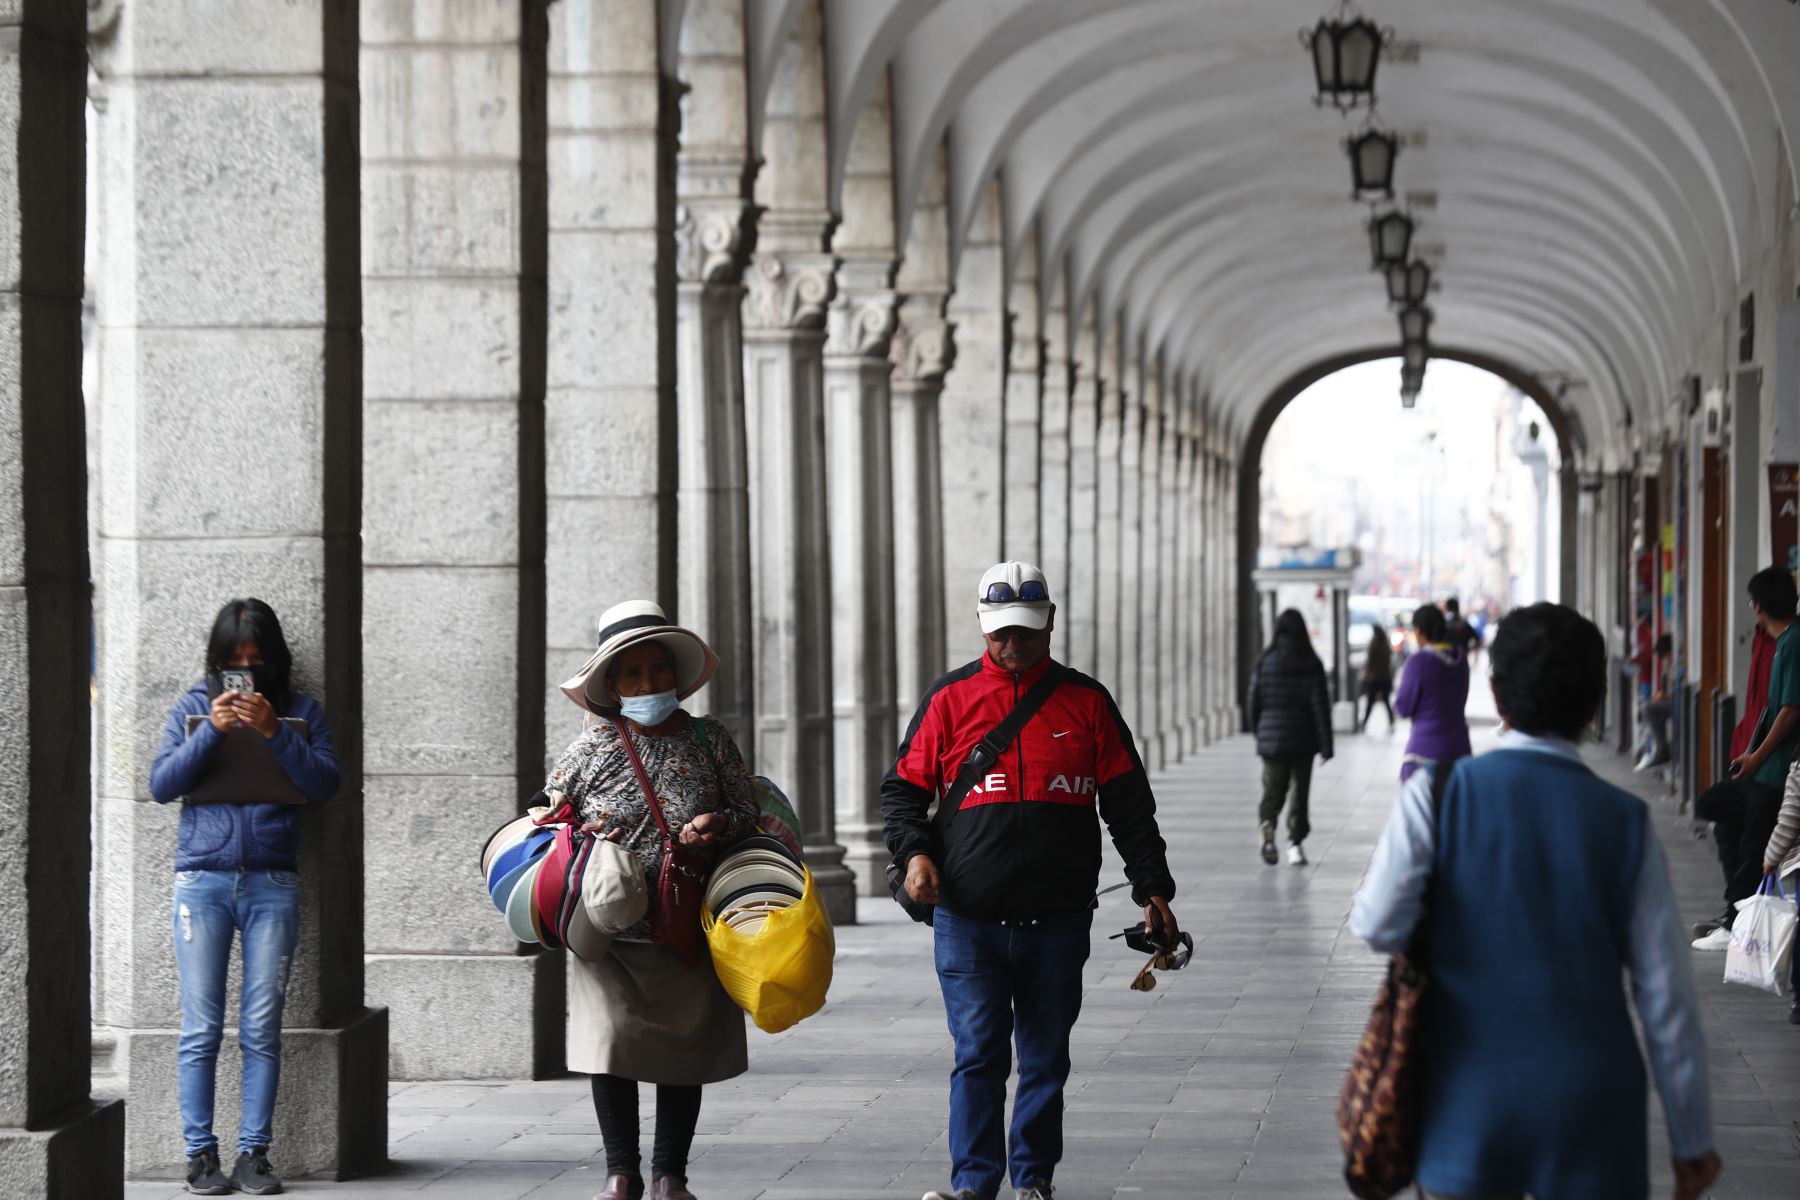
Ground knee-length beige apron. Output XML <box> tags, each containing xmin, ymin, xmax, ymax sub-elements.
<box><xmin>569</xmin><ymin>939</ymin><xmax>747</xmax><ymax>1085</ymax></box>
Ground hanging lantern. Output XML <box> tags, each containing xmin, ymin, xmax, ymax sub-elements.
<box><xmin>1400</xmin><ymin>385</ymin><xmax>1419</xmax><ymax>409</ymax></box>
<box><xmin>1400</xmin><ymin>363</ymin><xmax>1425</xmax><ymax>392</ymax></box>
<box><xmin>1367</xmin><ymin>209</ymin><xmax>1414</xmax><ymax>270</ymax></box>
<box><xmin>1385</xmin><ymin>258</ymin><xmax>1431</xmax><ymax>307</ymax></box>
<box><xmin>1398</xmin><ymin>303</ymin><xmax>1433</xmax><ymax>343</ymax></box>
<box><xmin>1402</xmin><ymin>340</ymin><xmax>1428</xmax><ymax>373</ymax></box>
<box><xmin>1346</xmin><ymin>124</ymin><xmax>1400</xmax><ymax>200</ymax></box>
<box><xmin>1301</xmin><ymin>3</ymin><xmax>1391</xmax><ymax>112</ymax></box>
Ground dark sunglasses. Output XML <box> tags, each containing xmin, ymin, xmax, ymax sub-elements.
<box><xmin>983</xmin><ymin>580</ymin><xmax>1050</xmax><ymax>604</ymax></box>
<box><xmin>1112</xmin><ymin>923</ymin><xmax>1194</xmax><ymax>991</ymax></box>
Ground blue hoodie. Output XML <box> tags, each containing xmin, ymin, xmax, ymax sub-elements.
<box><xmin>149</xmin><ymin>682</ymin><xmax>340</xmax><ymax>871</ymax></box>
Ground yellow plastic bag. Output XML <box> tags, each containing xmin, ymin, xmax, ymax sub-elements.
<box><xmin>702</xmin><ymin>866</ymin><xmax>835</xmax><ymax>1033</ymax></box>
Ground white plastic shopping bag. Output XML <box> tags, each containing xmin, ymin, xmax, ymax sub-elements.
<box><xmin>1722</xmin><ymin>875</ymin><xmax>1797</xmax><ymax>996</ymax></box>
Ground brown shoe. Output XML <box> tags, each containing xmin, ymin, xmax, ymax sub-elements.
<box><xmin>595</xmin><ymin>1175</ymin><xmax>644</xmax><ymax>1200</ymax></box>
<box><xmin>650</xmin><ymin>1176</ymin><xmax>697</xmax><ymax>1200</ymax></box>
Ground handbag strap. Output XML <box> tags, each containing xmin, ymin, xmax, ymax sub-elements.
<box><xmin>611</xmin><ymin>718</ymin><xmax>676</xmax><ymax>843</ymax></box>
<box><xmin>933</xmin><ymin>663</ymin><xmax>1070</xmax><ymax>836</ymax></box>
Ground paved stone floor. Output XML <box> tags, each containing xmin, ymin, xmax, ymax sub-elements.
<box><xmin>129</xmin><ymin>708</ymin><xmax>1800</xmax><ymax>1198</ymax></box>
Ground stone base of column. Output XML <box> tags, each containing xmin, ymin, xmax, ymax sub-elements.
<box><xmin>1217</xmin><ymin>705</ymin><xmax>1241</xmax><ymax>736</ymax></box>
<box><xmin>0</xmin><ymin>1099</ymin><xmax>126</xmax><ymax>1200</ymax></box>
<box><xmin>366</xmin><ymin>953</ymin><xmax>565</xmax><ymax>1081</ymax></box>
<box><xmin>116</xmin><ymin>1006</ymin><xmax>388</xmax><ymax>1180</ymax></box>
<box><xmin>803</xmin><ymin>841</ymin><xmax>860</xmax><ymax>925</ymax></box>
<box><xmin>839</xmin><ymin>826</ymin><xmax>894</xmax><ymax>899</ymax></box>
<box><xmin>1191</xmin><ymin>716</ymin><xmax>1206</xmax><ymax>748</ymax></box>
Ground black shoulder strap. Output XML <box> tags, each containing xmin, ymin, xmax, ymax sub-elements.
<box><xmin>930</xmin><ymin>664</ymin><xmax>1069</xmax><ymax>835</ymax></box>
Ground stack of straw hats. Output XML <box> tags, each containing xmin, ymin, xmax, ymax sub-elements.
<box><xmin>703</xmin><ymin>834</ymin><xmax>806</xmax><ymax>934</ymax></box>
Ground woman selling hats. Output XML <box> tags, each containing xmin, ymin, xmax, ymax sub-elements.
<box><xmin>548</xmin><ymin>601</ymin><xmax>761</xmax><ymax>1200</ymax></box>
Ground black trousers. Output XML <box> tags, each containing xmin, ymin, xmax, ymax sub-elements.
<box><xmin>590</xmin><ymin>1073</ymin><xmax>703</xmax><ymax>1180</ymax></box>
<box><xmin>1694</xmin><ymin>777</ymin><xmax>1781</xmax><ymax>926</ymax></box>
<box><xmin>1359</xmin><ymin>683</ymin><xmax>1393</xmax><ymax>730</ymax></box>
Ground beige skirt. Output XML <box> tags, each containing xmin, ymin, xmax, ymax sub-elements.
<box><xmin>569</xmin><ymin>939</ymin><xmax>748</xmax><ymax>1085</ymax></box>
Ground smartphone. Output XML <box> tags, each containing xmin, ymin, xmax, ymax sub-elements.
<box><xmin>220</xmin><ymin>669</ymin><xmax>256</xmax><ymax>696</ymax></box>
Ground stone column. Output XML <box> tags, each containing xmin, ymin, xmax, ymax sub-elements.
<box><xmin>1172</xmin><ymin>381</ymin><xmax>1198</xmax><ymax>754</ymax></box>
<box><xmin>742</xmin><ymin>226</ymin><xmax>856</xmax><ymax>921</ymax></box>
<box><xmin>1003</xmin><ymin>236</ymin><xmax>1041</xmax><ymax>563</ymax></box>
<box><xmin>1038</xmin><ymin>275</ymin><xmax>1072</xmax><ymax>596</ymax></box>
<box><xmin>824</xmin><ymin>261</ymin><xmax>898</xmax><ymax>896</ymax></box>
<box><xmin>1065</xmin><ymin>312</ymin><xmax>1100</xmax><ymax>674</ymax></box>
<box><xmin>674</xmin><ymin>204</ymin><xmax>755</xmax><ymax>750</ymax></box>
<box><xmin>674</xmin><ymin>0</ymin><xmax>756</xmax><ymax>749</ymax></box>
<box><xmin>1116</xmin><ymin>341</ymin><xmax>1144</xmax><ymax>734</ymax></box>
<box><xmin>1087</xmin><ymin>325</ymin><xmax>1116</xmax><ymax>683</ymax></box>
<box><xmin>1221</xmin><ymin>452</ymin><xmax>1241</xmax><ymax>732</ymax></box>
<box><xmin>938</xmin><ymin>184</ymin><xmax>1006</xmax><ymax>668</ymax></box>
<box><xmin>891</xmin><ymin>295</ymin><xmax>953</xmax><ymax>720</ymax></box>
<box><xmin>359</xmin><ymin>0</ymin><xmax>558</xmax><ymax>1081</ymax></box>
<box><xmin>90</xmin><ymin>1</ymin><xmax>386</xmax><ymax>1175</ymax></box>
<box><xmin>1137</xmin><ymin>359</ymin><xmax>1165</xmax><ymax>770</ymax></box>
<box><xmin>543</xmin><ymin>0</ymin><xmax>679</xmax><ymax>763</ymax></box>
<box><xmin>0</xmin><ymin>4</ymin><xmax>126</xmax><ymax>1194</ymax></box>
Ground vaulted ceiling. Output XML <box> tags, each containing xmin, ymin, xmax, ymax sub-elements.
<box><xmin>684</xmin><ymin>0</ymin><xmax>1800</xmax><ymax>466</ymax></box>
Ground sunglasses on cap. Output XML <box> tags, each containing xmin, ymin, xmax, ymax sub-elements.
<box><xmin>982</xmin><ymin>580</ymin><xmax>1050</xmax><ymax>604</ymax></box>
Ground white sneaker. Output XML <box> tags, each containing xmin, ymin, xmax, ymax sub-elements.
<box><xmin>1287</xmin><ymin>843</ymin><xmax>1307</xmax><ymax>866</ymax></box>
<box><xmin>1691</xmin><ymin>926</ymin><xmax>1733</xmax><ymax>951</ymax></box>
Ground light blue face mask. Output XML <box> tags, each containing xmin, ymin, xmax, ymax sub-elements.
<box><xmin>618</xmin><ymin>688</ymin><xmax>680</xmax><ymax>727</ymax></box>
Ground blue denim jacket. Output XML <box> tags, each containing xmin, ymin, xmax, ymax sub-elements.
<box><xmin>149</xmin><ymin>682</ymin><xmax>339</xmax><ymax>871</ymax></box>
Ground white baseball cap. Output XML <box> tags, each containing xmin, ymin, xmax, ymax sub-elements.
<box><xmin>977</xmin><ymin>561</ymin><xmax>1053</xmax><ymax>633</ymax></box>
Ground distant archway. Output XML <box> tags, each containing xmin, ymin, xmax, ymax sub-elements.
<box><xmin>1234</xmin><ymin>345</ymin><xmax>1585</xmax><ymax>715</ymax></box>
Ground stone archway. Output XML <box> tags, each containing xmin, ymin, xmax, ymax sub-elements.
<box><xmin>1233</xmin><ymin>345</ymin><xmax>1586</xmax><ymax>715</ymax></box>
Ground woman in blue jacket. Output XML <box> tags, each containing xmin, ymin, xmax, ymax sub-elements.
<box><xmin>149</xmin><ymin>599</ymin><xmax>338</xmax><ymax>1196</ymax></box>
<box><xmin>1351</xmin><ymin>603</ymin><xmax>1720</xmax><ymax>1200</ymax></box>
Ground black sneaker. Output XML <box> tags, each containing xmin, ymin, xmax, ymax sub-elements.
<box><xmin>232</xmin><ymin>1147</ymin><xmax>284</xmax><ymax>1195</ymax></box>
<box><xmin>1260</xmin><ymin>823</ymin><xmax>1278</xmax><ymax>865</ymax></box>
<box><xmin>184</xmin><ymin>1149</ymin><xmax>233</xmax><ymax>1195</ymax></box>
<box><xmin>1016</xmin><ymin>1185</ymin><xmax>1056</xmax><ymax>1200</ymax></box>
<box><xmin>1788</xmin><ymin>1001</ymin><xmax>1800</xmax><ymax>1026</ymax></box>
<box><xmin>921</xmin><ymin>1190</ymin><xmax>984</xmax><ymax>1200</ymax></box>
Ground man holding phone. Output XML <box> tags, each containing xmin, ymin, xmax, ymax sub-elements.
<box><xmin>1693</xmin><ymin>568</ymin><xmax>1800</xmax><ymax>949</ymax></box>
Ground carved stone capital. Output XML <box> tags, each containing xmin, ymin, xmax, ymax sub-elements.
<box><xmin>890</xmin><ymin>294</ymin><xmax>955</xmax><ymax>385</ymax></box>
<box><xmin>743</xmin><ymin>251</ymin><xmax>837</xmax><ymax>332</ymax></box>
<box><xmin>825</xmin><ymin>287</ymin><xmax>897</xmax><ymax>359</ymax></box>
<box><xmin>675</xmin><ymin>199</ymin><xmax>756</xmax><ymax>285</ymax></box>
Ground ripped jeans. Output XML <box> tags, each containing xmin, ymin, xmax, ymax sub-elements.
<box><xmin>173</xmin><ymin>868</ymin><xmax>300</xmax><ymax>1157</ymax></box>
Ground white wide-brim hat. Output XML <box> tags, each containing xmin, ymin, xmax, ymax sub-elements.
<box><xmin>559</xmin><ymin>600</ymin><xmax>720</xmax><ymax>716</ymax></box>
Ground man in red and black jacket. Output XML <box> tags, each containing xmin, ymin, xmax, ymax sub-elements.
<box><xmin>883</xmin><ymin>561</ymin><xmax>1178</xmax><ymax>1200</ymax></box>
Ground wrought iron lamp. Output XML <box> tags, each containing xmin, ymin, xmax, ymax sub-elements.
<box><xmin>1384</xmin><ymin>258</ymin><xmax>1431</xmax><ymax>307</ymax></box>
<box><xmin>1302</xmin><ymin>2</ymin><xmax>1391</xmax><ymax>112</ymax></box>
<box><xmin>1367</xmin><ymin>208</ymin><xmax>1414</xmax><ymax>270</ymax></box>
<box><xmin>1398</xmin><ymin>303</ymin><xmax>1432</xmax><ymax>344</ymax></box>
<box><xmin>1346</xmin><ymin>122</ymin><xmax>1399</xmax><ymax>200</ymax></box>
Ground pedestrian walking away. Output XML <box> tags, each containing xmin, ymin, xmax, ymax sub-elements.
<box><xmin>1394</xmin><ymin>603</ymin><xmax>1472</xmax><ymax>782</ymax></box>
<box><xmin>546</xmin><ymin>601</ymin><xmax>764</xmax><ymax>1200</ymax></box>
<box><xmin>883</xmin><ymin>561</ymin><xmax>1178</xmax><ymax>1200</ymax></box>
<box><xmin>1245</xmin><ymin>608</ymin><xmax>1333</xmax><ymax>866</ymax></box>
<box><xmin>1351</xmin><ymin>603</ymin><xmax>1720</xmax><ymax>1200</ymax></box>
<box><xmin>149</xmin><ymin>599</ymin><xmax>341</xmax><ymax>1196</ymax></box>
<box><xmin>1358</xmin><ymin>622</ymin><xmax>1396</xmax><ymax>733</ymax></box>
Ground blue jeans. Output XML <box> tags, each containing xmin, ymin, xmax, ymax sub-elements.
<box><xmin>933</xmin><ymin>906</ymin><xmax>1091</xmax><ymax>1198</ymax></box>
<box><xmin>173</xmin><ymin>868</ymin><xmax>300</xmax><ymax>1157</ymax></box>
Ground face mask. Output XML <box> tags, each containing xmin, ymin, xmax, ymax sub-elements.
<box><xmin>618</xmin><ymin>688</ymin><xmax>679</xmax><ymax>727</ymax></box>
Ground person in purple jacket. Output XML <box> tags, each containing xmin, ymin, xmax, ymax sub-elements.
<box><xmin>1393</xmin><ymin>603</ymin><xmax>1472</xmax><ymax>782</ymax></box>
<box><xmin>149</xmin><ymin>599</ymin><xmax>339</xmax><ymax>1197</ymax></box>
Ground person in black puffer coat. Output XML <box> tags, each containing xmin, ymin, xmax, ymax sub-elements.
<box><xmin>1246</xmin><ymin>609</ymin><xmax>1333</xmax><ymax>866</ymax></box>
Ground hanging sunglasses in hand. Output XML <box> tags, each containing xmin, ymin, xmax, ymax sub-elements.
<box><xmin>1111</xmin><ymin>922</ymin><xmax>1194</xmax><ymax>992</ymax></box>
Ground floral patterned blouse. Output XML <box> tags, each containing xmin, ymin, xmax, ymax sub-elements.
<box><xmin>546</xmin><ymin>712</ymin><xmax>758</xmax><ymax>942</ymax></box>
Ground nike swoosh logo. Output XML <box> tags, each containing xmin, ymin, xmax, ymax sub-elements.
<box><xmin>1051</xmin><ymin>731</ymin><xmax>1070</xmax><ymax>738</ymax></box>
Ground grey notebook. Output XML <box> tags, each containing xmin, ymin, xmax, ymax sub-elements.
<box><xmin>182</xmin><ymin>715</ymin><xmax>311</xmax><ymax>805</ymax></box>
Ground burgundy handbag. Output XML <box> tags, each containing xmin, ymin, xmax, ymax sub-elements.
<box><xmin>612</xmin><ymin>718</ymin><xmax>708</xmax><ymax>965</ymax></box>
